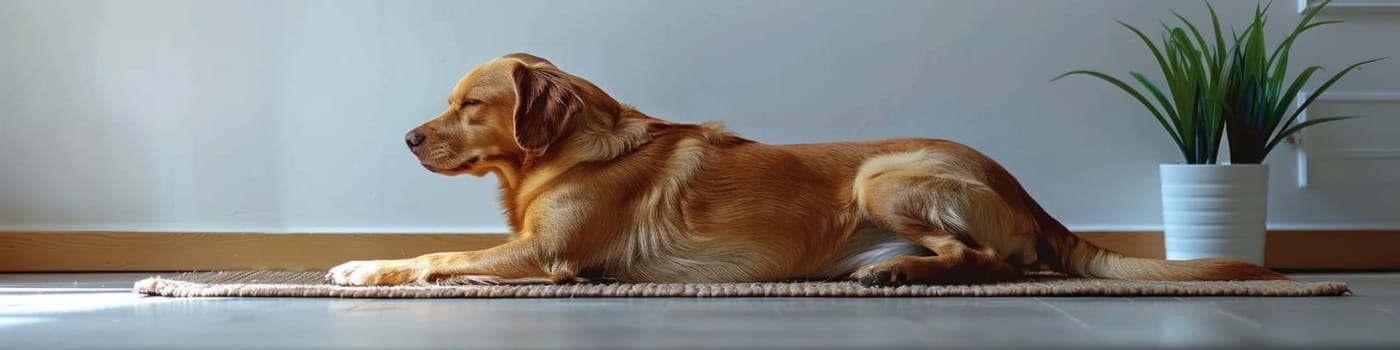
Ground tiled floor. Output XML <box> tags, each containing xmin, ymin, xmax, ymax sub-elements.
<box><xmin>1</xmin><ymin>273</ymin><xmax>1398</xmax><ymax>349</ymax></box>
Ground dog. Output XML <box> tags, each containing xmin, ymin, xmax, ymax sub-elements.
<box><xmin>328</xmin><ymin>53</ymin><xmax>1288</xmax><ymax>286</ymax></box>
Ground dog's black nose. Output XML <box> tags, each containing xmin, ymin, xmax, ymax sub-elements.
<box><xmin>405</xmin><ymin>129</ymin><xmax>426</xmax><ymax>148</ymax></box>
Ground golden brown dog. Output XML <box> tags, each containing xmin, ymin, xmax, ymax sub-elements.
<box><xmin>328</xmin><ymin>53</ymin><xmax>1287</xmax><ymax>286</ymax></box>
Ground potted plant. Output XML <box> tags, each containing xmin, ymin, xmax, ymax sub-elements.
<box><xmin>1052</xmin><ymin>0</ymin><xmax>1381</xmax><ymax>264</ymax></box>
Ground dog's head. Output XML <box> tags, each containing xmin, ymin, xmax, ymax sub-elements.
<box><xmin>404</xmin><ymin>53</ymin><xmax>589</xmax><ymax>176</ymax></box>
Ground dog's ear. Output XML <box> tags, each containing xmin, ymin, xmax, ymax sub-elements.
<box><xmin>511</xmin><ymin>62</ymin><xmax>580</xmax><ymax>156</ymax></box>
<box><xmin>501</xmin><ymin>52</ymin><xmax>556</xmax><ymax>68</ymax></box>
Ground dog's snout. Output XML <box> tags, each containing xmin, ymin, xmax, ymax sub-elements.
<box><xmin>405</xmin><ymin>129</ymin><xmax>426</xmax><ymax>148</ymax></box>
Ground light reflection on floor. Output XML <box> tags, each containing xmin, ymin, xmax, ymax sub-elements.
<box><xmin>0</xmin><ymin>287</ymin><xmax>174</xmax><ymax>330</ymax></box>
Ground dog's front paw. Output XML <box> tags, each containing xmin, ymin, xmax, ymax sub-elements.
<box><xmin>327</xmin><ymin>259</ymin><xmax>423</xmax><ymax>286</ymax></box>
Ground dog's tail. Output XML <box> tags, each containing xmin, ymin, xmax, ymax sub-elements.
<box><xmin>1029</xmin><ymin>203</ymin><xmax>1289</xmax><ymax>281</ymax></box>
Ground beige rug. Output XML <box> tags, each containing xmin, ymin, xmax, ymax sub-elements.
<box><xmin>132</xmin><ymin>270</ymin><xmax>1350</xmax><ymax>298</ymax></box>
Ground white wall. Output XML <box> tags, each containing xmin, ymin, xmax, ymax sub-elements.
<box><xmin>2</xmin><ymin>0</ymin><xmax>1398</xmax><ymax>233</ymax></box>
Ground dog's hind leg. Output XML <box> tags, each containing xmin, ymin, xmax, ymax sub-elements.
<box><xmin>848</xmin><ymin>150</ymin><xmax>1033</xmax><ymax>286</ymax></box>
<box><xmin>850</xmin><ymin>230</ymin><xmax>1019</xmax><ymax>286</ymax></box>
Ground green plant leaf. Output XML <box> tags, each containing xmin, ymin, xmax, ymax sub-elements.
<box><xmin>1173</xmin><ymin>10</ymin><xmax>1214</xmax><ymax>69</ymax></box>
<box><xmin>1207</xmin><ymin>1</ymin><xmax>1228</xmax><ymax>71</ymax></box>
<box><xmin>1117</xmin><ymin>20</ymin><xmax>1175</xmax><ymax>94</ymax></box>
<box><xmin>1272</xmin><ymin>65</ymin><xmax>1322</xmax><ymax>121</ymax></box>
<box><xmin>1268</xmin><ymin>0</ymin><xmax>1338</xmax><ymax>69</ymax></box>
<box><xmin>1279</xmin><ymin>57</ymin><xmax>1387</xmax><ymax>140</ymax></box>
<box><xmin>1164</xmin><ymin>36</ymin><xmax>1190</xmax><ymax>146</ymax></box>
<box><xmin>1262</xmin><ymin>116</ymin><xmax>1356</xmax><ymax>156</ymax></box>
<box><xmin>1132</xmin><ymin>71</ymin><xmax>1182</xmax><ymax>130</ymax></box>
<box><xmin>1209</xmin><ymin>3</ymin><xmax>1241</xmax><ymax>95</ymax></box>
<box><xmin>1244</xmin><ymin>9</ymin><xmax>1270</xmax><ymax>130</ymax></box>
<box><xmin>1052</xmin><ymin>70</ymin><xmax>1188</xmax><ymax>156</ymax></box>
<box><xmin>1303</xmin><ymin>20</ymin><xmax>1344</xmax><ymax>31</ymax></box>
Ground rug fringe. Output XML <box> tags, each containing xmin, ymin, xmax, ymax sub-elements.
<box><xmin>132</xmin><ymin>271</ymin><xmax>1351</xmax><ymax>298</ymax></box>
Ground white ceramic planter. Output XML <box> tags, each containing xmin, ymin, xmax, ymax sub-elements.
<box><xmin>1159</xmin><ymin>163</ymin><xmax>1269</xmax><ymax>264</ymax></box>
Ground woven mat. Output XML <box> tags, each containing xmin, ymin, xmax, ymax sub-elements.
<box><xmin>132</xmin><ymin>271</ymin><xmax>1350</xmax><ymax>298</ymax></box>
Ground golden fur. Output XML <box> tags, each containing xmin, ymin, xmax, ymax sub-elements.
<box><xmin>328</xmin><ymin>53</ymin><xmax>1288</xmax><ymax>286</ymax></box>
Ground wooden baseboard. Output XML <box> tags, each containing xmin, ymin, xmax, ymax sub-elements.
<box><xmin>1074</xmin><ymin>230</ymin><xmax>1400</xmax><ymax>270</ymax></box>
<box><xmin>1</xmin><ymin>230</ymin><xmax>1396</xmax><ymax>272</ymax></box>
